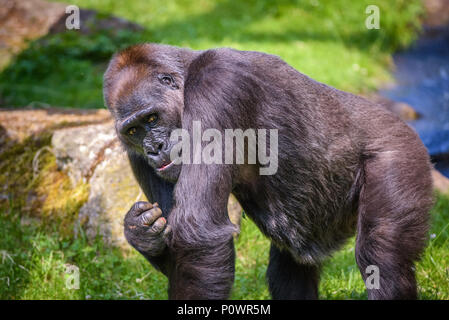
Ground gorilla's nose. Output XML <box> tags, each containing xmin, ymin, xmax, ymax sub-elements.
<box><xmin>146</xmin><ymin>142</ymin><xmax>164</xmax><ymax>157</ymax></box>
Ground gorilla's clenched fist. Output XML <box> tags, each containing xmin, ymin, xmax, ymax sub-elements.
<box><xmin>124</xmin><ymin>202</ymin><xmax>171</xmax><ymax>257</ymax></box>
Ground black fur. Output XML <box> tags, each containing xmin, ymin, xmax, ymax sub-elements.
<box><xmin>104</xmin><ymin>44</ymin><xmax>434</xmax><ymax>300</ymax></box>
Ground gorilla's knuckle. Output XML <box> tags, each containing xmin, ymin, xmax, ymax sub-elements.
<box><xmin>131</xmin><ymin>201</ymin><xmax>150</xmax><ymax>214</ymax></box>
<box><xmin>153</xmin><ymin>218</ymin><xmax>167</xmax><ymax>231</ymax></box>
<box><xmin>140</xmin><ymin>208</ymin><xmax>162</xmax><ymax>226</ymax></box>
<box><xmin>149</xmin><ymin>225</ymin><xmax>162</xmax><ymax>235</ymax></box>
<box><xmin>139</xmin><ymin>213</ymin><xmax>151</xmax><ymax>226</ymax></box>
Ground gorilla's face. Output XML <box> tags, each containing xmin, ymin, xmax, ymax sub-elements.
<box><xmin>104</xmin><ymin>45</ymin><xmax>186</xmax><ymax>183</ymax></box>
<box><xmin>115</xmin><ymin>85</ymin><xmax>182</xmax><ymax>182</ymax></box>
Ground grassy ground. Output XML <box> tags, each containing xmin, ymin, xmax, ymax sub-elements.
<box><xmin>1</xmin><ymin>192</ymin><xmax>448</xmax><ymax>299</ymax></box>
<box><xmin>1</xmin><ymin>0</ymin><xmax>448</xmax><ymax>300</ymax></box>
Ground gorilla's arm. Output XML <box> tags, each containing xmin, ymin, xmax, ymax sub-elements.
<box><xmin>167</xmin><ymin>164</ymin><xmax>236</xmax><ymax>299</ymax></box>
<box><xmin>127</xmin><ymin>151</ymin><xmax>175</xmax><ymax>214</ymax></box>
<box><xmin>128</xmin><ymin>150</ymin><xmax>237</xmax><ymax>297</ymax></box>
<box><xmin>164</xmin><ymin>51</ymin><xmax>248</xmax><ymax>298</ymax></box>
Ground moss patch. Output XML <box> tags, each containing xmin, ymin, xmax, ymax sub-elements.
<box><xmin>0</xmin><ymin>129</ymin><xmax>89</xmax><ymax>236</ymax></box>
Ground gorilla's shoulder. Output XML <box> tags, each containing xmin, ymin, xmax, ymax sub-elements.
<box><xmin>186</xmin><ymin>47</ymin><xmax>288</xmax><ymax>84</ymax></box>
<box><xmin>193</xmin><ymin>47</ymin><xmax>284</xmax><ymax>67</ymax></box>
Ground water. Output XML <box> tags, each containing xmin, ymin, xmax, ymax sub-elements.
<box><xmin>380</xmin><ymin>27</ymin><xmax>449</xmax><ymax>177</ymax></box>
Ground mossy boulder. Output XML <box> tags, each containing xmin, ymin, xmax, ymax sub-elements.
<box><xmin>50</xmin><ymin>121</ymin><xmax>141</xmax><ymax>249</ymax></box>
<box><xmin>76</xmin><ymin>141</ymin><xmax>143</xmax><ymax>249</ymax></box>
<box><xmin>0</xmin><ymin>108</ymin><xmax>109</xmax><ymax>236</ymax></box>
<box><xmin>52</xmin><ymin>122</ymin><xmax>116</xmax><ymax>185</ymax></box>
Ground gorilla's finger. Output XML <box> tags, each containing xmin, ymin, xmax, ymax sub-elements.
<box><xmin>130</xmin><ymin>201</ymin><xmax>153</xmax><ymax>216</ymax></box>
<box><xmin>140</xmin><ymin>207</ymin><xmax>162</xmax><ymax>226</ymax></box>
<box><xmin>162</xmin><ymin>224</ymin><xmax>172</xmax><ymax>240</ymax></box>
<box><xmin>149</xmin><ymin>217</ymin><xmax>166</xmax><ymax>234</ymax></box>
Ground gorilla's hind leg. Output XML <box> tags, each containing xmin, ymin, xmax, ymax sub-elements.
<box><xmin>355</xmin><ymin>153</ymin><xmax>433</xmax><ymax>300</ymax></box>
<box><xmin>267</xmin><ymin>244</ymin><xmax>320</xmax><ymax>300</ymax></box>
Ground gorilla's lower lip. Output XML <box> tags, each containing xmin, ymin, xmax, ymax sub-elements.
<box><xmin>157</xmin><ymin>160</ymin><xmax>174</xmax><ymax>171</ymax></box>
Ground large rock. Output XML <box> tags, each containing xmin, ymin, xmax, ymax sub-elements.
<box><xmin>367</xmin><ymin>94</ymin><xmax>420</xmax><ymax>121</ymax></box>
<box><xmin>0</xmin><ymin>0</ymin><xmax>145</xmax><ymax>70</ymax></box>
<box><xmin>50</xmin><ymin>122</ymin><xmax>140</xmax><ymax>248</ymax></box>
<box><xmin>0</xmin><ymin>108</ymin><xmax>242</xmax><ymax>248</ymax></box>
<box><xmin>52</xmin><ymin>122</ymin><xmax>116</xmax><ymax>185</ymax></box>
<box><xmin>432</xmin><ymin>169</ymin><xmax>449</xmax><ymax>194</ymax></box>
<box><xmin>424</xmin><ymin>0</ymin><xmax>449</xmax><ymax>27</ymax></box>
<box><xmin>0</xmin><ymin>0</ymin><xmax>66</xmax><ymax>69</ymax></box>
<box><xmin>0</xmin><ymin>108</ymin><xmax>111</xmax><ymax>145</ymax></box>
<box><xmin>77</xmin><ymin>141</ymin><xmax>144</xmax><ymax>248</ymax></box>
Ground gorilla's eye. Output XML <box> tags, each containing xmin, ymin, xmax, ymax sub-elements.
<box><xmin>147</xmin><ymin>114</ymin><xmax>158</xmax><ymax>126</ymax></box>
<box><xmin>127</xmin><ymin>127</ymin><xmax>137</xmax><ymax>136</ymax></box>
<box><xmin>158</xmin><ymin>74</ymin><xmax>175</xmax><ymax>87</ymax></box>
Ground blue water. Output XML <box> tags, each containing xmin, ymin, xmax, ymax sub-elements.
<box><xmin>380</xmin><ymin>27</ymin><xmax>449</xmax><ymax>177</ymax></box>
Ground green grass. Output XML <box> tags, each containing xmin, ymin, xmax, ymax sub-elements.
<box><xmin>319</xmin><ymin>192</ymin><xmax>449</xmax><ymax>300</ymax></box>
<box><xmin>2</xmin><ymin>0</ymin><xmax>446</xmax><ymax>300</ymax></box>
<box><xmin>0</xmin><ymin>209</ymin><xmax>167</xmax><ymax>299</ymax></box>
<box><xmin>1</xmin><ymin>192</ymin><xmax>448</xmax><ymax>299</ymax></box>
<box><xmin>0</xmin><ymin>0</ymin><xmax>423</xmax><ymax>108</ymax></box>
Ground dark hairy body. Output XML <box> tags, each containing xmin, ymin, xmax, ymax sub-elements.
<box><xmin>104</xmin><ymin>43</ymin><xmax>434</xmax><ymax>299</ymax></box>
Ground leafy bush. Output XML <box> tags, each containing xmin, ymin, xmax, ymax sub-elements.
<box><xmin>0</xmin><ymin>29</ymin><xmax>147</xmax><ymax>108</ymax></box>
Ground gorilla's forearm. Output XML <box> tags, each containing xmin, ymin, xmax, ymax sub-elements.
<box><xmin>164</xmin><ymin>164</ymin><xmax>236</xmax><ymax>299</ymax></box>
<box><xmin>168</xmin><ymin>238</ymin><xmax>235</xmax><ymax>299</ymax></box>
<box><xmin>139</xmin><ymin>247</ymin><xmax>171</xmax><ymax>276</ymax></box>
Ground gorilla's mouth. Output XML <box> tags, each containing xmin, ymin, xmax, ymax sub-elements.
<box><xmin>157</xmin><ymin>148</ymin><xmax>182</xmax><ymax>172</ymax></box>
<box><xmin>157</xmin><ymin>160</ymin><xmax>174</xmax><ymax>171</ymax></box>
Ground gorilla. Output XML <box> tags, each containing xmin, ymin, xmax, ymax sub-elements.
<box><xmin>103</xmin><ymin>43</ymin><xmax>434</xmax><ymax>300</ymax></box>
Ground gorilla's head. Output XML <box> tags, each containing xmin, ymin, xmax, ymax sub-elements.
<box><xmin>103</xmin><ymin>44</ymin><xmax>197</xmax><ymax>182</ymax></box>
